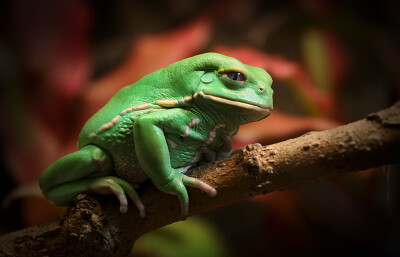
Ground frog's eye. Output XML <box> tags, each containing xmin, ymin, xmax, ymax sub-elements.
<box><xmin>221</xmin><ymin>72</ymin><xmax>246</xmax><ymax>85</ymax></box>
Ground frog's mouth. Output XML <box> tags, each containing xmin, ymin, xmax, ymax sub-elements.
<box><xmin>194</xmin><ymin>91</ymin><xmax>272</xmax><ymax>114</ymax></box>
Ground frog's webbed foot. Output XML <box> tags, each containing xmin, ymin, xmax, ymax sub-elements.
<box><xmin>90</xmin><ymin>176</ymin><xmax>146</xmax><ymax>218</ymax></box>
<box><xmin>158</xmin><ymin>173</ymin><xmax>216</xmax><ymax>220</ymax></box>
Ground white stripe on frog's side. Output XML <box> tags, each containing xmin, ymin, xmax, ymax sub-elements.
<box><xmin>189</xmin><ymin>123</ymin><xmax>226</xmax><ymax>165</ymax></box>
<box><xmin>156</xmin><ymin>96</ymin><xmax>194</xmax><ymax>108</ymax></box>
<box><xmin>180</xmin><ymin>118</ymin><xmax>201</xmax><ymax>137</ymax></box>
<box><xmin>156</xmin><ymin>100</ymin><xmax>179</xmax><ymax>108</ymax></box>
<box><xmin>91</xmin><ymin>96</ymin><xmax>197</xmax><ymax>139</ymax></box>
<box><xmin>193</xmin><ymin>91</ymin><xmax>205</xmax><ymax>99</ymax></box>
<box><xmin>180</xmin><ymin>96</ymin><xmax>193</xmax><ymax>103</ymax></box>
<box><xmin>95</xmin><ymin>103</ymin><xmax>152</xmax><ymax>135</ymax></box>
<box><xmin>119</xmin><ymin>103</ymin><xmax>152</xmax><ymax>115</ymax></box>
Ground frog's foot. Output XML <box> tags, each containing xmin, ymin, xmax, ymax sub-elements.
<box><xmin>90</xmin><ymin>176</ymin><xmax>146</xmax><ymax>218</ymax></box>
<box><xmin>158</xmin><ymin>173</ymin><xmax>216</xmax><ymax>220</ymax></box>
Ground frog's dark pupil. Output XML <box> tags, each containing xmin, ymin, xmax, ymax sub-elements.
<box><xmin>232</xmin><ymin>72</ymin><xmax>239</xmax><ymax>80</ymax></box>
<box><xmin>228</xmin><ymin>72</ymin><xmax>244</xmax><ymax>81</ymax></box>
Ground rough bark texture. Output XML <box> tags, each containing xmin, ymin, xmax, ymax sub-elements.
<box><xmin>1</xmin><ymin>102</ymin><xmax>399</xmax><ymax>257</ymax></box>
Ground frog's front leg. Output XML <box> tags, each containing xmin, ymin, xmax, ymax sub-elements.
<box><xmin>39</xmin><ymin>145</ymin><xmax>145</xmax><ymax>217</ymax></box>
<box><xmin>133</xmin><ymin>109</ymin><xmax>217</xmax><ymax>219</ymax></box>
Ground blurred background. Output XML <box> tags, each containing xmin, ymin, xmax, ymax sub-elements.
<box><xmin>0</xmin><ymin>0</ymin><xmax>399</xmax><ymax>256</ymax></box>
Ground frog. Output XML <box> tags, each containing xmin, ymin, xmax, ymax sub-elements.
<box><xmin>39</xmin><ymin>53</ymin><xmax>273</xmax><ymax>219</ymax></box>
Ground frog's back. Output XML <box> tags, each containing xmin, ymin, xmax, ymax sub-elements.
<box><xmin>78</xmin><ymin>72</ymin><xmax>164</xmax><ymax>147</ymax></box>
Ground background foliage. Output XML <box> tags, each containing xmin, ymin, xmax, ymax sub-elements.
<box><xmin>0</xmin><ymin>0</ymin><xmax>399</xmax><ymax>256</ymax></box>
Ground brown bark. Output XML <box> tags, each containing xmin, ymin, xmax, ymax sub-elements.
<box><xmin>1</xmin><ymin>101</ymin><xmax>399</xmax><ymax>257</ymax></box>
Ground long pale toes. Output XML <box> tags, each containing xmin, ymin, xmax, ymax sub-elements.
<box><xmin>177</xmin><ymin>177</ymin><xmax>217</xmax><ymax>220</ymax></box>
<box><xmin>126</xmin><ymin>191</ymin><xmax>146</xmax><ymax>218</ymax></box>
<box><xmin>105</xmin><ymin>179</ymin><xmax>129</xmax><ymax>214</ymax></box>
<box><xmin>193</xmin><ymin>179</ymin><xmax>217</xmax><ymax>197</ymax></box>
<box><xmin>179</xmin><ymin>197</ymin><xmax>189</xmax><ymax>220</ymax></box>
<box><xmin>118</xmin><ymin>179</ymin><xmax>146</xmax><ymax>218</ymax></box>
<box><xmin>91</xmin><ymin>177</ymin><xmax>146</xmax><ymax>217</ymax></box>
<box><xmin>91</xmin><ymin>179</ymin><xmax>129</xmax><ymax>213</ymax></box>
<box><xmin>184</xmin><ymin>176</ymin><xmax>217</xmax><ymax>197</ymax></box>
<box><xmin>120</xmin><ymin>205</ymin><xmax>128</xmax><ymax>213</ymax></box>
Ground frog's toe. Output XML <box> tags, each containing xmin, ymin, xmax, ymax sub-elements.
<box><xmin>116</xmin><ymin>177</ymin><xmax>146</xmax><ymax>218</ymax></box>
<box><xmin>183</xmin><ymin>175</ymin><xmax>217</xmax><ymax>197</ymax></box>
<box><xmin>90</xmin><ymin>176</ymin><xmax>145</xmax><ymax>218</ymax></box>
<box><xmin>126</xmin><ymin>191</ymin><xmax>146</xmax><ymax>218</ymax></box>
<box><xmin>162</xmin><ymin>176</ymin><xmax>190</xmax><ymax>220</ymax></box>
<box><xmin>90</xmin><ymin>177</ymin><xmax>128</xmax><ymax>213</ymax></box>
<box><xmin>120</xmin><ymin>205</ymin><xmax>128</xmax><ymax>214</ymax></box>
<box><xmin>178</xmin><ymin>194</ymin><xmax>189</xmax><ymax>220</ymax></box>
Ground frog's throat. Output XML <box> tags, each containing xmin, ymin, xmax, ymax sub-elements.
<box><xmin>193</xmin><ymin>91</ymin><xmax>271</xmax><ymax>114</ymax></box>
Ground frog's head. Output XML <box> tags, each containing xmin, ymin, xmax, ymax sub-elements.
<box><xmin>190</xmin><ymin>53</ymin><xmax>273</xmax><ymax>123</ymax></box>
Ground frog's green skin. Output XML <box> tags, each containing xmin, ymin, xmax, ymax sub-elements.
<box><xmin>39</xmin><ymin>53</ymin><xmax>273</xmax><ymax>219</ymax></box>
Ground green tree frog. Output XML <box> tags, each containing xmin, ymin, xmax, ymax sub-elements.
<box><xmin>39</xmin><ymin>53</ymin><xmax>273</xmax><ymax>219</ymax></box>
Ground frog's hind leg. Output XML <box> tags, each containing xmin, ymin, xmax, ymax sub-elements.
<box><xmin>39</xmin><ymin>144</ymin><xmax>145</xmax><ymax>217</ymax></box>
<box><xmin>39</xmin><ymin>145</ymin><xmax>112</xmax><ymax>199</ymax></box>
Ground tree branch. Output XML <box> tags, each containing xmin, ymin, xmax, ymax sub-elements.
<box><xmin>1</xmin><ymin>101</ymin><xmax>399</xmax><ymax>257</ymax></box>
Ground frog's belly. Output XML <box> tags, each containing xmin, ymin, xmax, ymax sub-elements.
<box><xmin>111</xmin><ymin>140</ymin><xmax>201</xmax><ymax>184</ymax></box>
<box><xmin>99</xmin><ymin>135</ymin><xmax>201</xmax><ymax>184</ymax></box>
<box><xmin>112</xmin><ymin>148</ymin><xmax>148</xmax><ymax>184</ymax></box>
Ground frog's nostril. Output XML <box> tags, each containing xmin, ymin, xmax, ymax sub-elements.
<box><xmin>258</xmin><ymin>86</ymin><xmax>265</xmax><ymax>93</ymax></box>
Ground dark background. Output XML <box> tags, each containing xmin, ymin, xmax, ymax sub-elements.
<box><xmin>0</xmin><ymin>0</ymin><xmax>399</xmax><ymax>256</ymax></box>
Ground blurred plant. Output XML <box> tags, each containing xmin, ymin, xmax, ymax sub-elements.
<box><xmin>131</xmin><ymin>217</ymin><xmax>230</xmax><ymax>257</ymax></box>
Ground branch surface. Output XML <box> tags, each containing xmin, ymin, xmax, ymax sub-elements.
<box><xmin>1</xmin><ymin>102</ymin><xmax>399</xmax><ymax>257</ymax></box>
